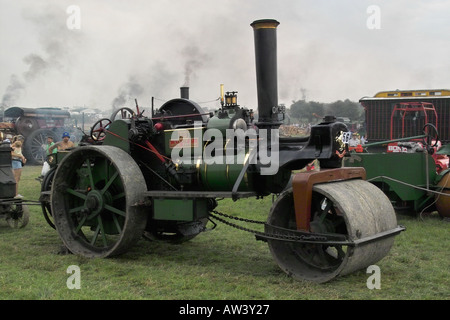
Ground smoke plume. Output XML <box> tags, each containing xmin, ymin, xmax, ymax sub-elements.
<box><xmin>1</xmin><ymin>4</ymin><xmax>82</xmax><ymax>107</ymax></box>
<box><xmin>182</xmin><ymin>45</ymin><xmax>210</xmax><ymax>87</ymax></box>
<box><xmin>1</xmin><ymin>75</ymin><xmax>25</xmax><ymax>107</ymax></box>
<box><xmin>111</xmin><ymin>76</ymin><xmax>144</xmax><ymax>109</ymax></box>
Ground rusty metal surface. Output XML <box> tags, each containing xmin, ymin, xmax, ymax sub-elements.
<box><xmin>292</xmin><ymin>167</ymin><xmax>366</xmax><ymax>230</ymax></box>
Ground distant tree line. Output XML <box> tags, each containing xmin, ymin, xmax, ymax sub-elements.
<box><xmin>288</xmin><ymin>99</ymin><xmax>365</xmax><ymax>123</ymax></box>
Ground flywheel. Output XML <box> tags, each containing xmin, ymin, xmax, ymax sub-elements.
<box><xmin>267</xmin><ymin>179</ymin><xmax>398</xmax><ymax>283</ymax></box>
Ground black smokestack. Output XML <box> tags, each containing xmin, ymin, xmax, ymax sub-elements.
<box><xmin>180</xmin><ymin>86</ymin><xmax>189</xmax><ymax>99</ymax></box>
<box><xmin>251</xmin><ymin>19</ymin><xmax>281</xmax><ymax>128</ymax></box>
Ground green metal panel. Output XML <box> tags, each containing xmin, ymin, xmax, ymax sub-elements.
<box><xmin>343</xmin><ymin>152</ymin><xmax>436</xmax><ymax>202</ymax></box>
<box><xmin>103</xmin><ymin>120</ymin><xmax>130</xmax><ymax>153</ymax></box>
<box><xmin>152</xmin><ymin>198</ymin><xmax>209</xmax><ymax>221</ymax></box>
<box><xmin>437</xmin><ymin>143</ymin><xmax>450</xmax><ymax>155</ymax></box>
<box><xmin>55</xmin><ymin>150</ymin><xmax>70</xmax><ymax>165</ymax></box>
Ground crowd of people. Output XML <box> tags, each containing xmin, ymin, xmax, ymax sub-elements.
<box><xmin>41</xmin><ymin>132</ymin><xmax>74</xmax><ymax>177</ymax></box>
<box><xmin>1</xmin><ymin>131</ymin><xmax>74</xmax><ymax>198</ymax></box>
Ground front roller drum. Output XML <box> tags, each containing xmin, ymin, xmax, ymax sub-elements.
<box><xmin>267</xmin><ymin>179</ymin><xmax>398</xmax><ymax>283</ymax></box>
<box><xmin>51</xmin><ymin>145</ymin><xmax>148</xmax><ymax>258</ymax></box>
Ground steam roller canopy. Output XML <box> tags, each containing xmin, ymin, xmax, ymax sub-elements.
<box><xmin>267</xmin><ymin>179</ymin><xmax>398</xmax><ymax>283</ymax></box>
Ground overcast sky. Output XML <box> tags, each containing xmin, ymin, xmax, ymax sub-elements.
<box><xmin>1</xmin><ymin>0</ymin><xmax>450</xmax><ymax>112</ymax></box>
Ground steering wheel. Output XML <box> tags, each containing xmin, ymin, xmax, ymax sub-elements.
<box><xmin>110</xmin><ymin>107</ymin><xmax>135</xmax><ymax>121</ymax></box>
<box><xmin>90</xmin><ymin>118</ymin><xmax>112</xmax><ymax>141</ymax></box>
<box><xmin>422</xmin><ymin>123</ymin><xmax>439</xmax><ymax>148</ymax></box>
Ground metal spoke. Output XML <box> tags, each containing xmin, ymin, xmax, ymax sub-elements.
<box><xmin>112</xmin><ymin>214</ymin><xmax>122</xmax><ymax>234</ymax></box>
<box><xmin>85</xmin><ymin>158</ymin><xmax>95</xmax><ymax>189</ymax></box>
<box><xmin>317</xmin><ymin>246</ymin><xmax>330</xmax><ymax>266</ymax></box>
<box><xmin>90</xmin><ymin>224</ymin><xmax>101</xmax><ymax>245</ymax></box>
<box><xmin>101</xmin><ymin>170</ymin><xmax>119</xmax><ymax>195</ymax></box>
<box><xmin>97</xmin><ymin>216</ymin><xmax>108</xmax><ymax>247</ymax></box>
<box><xmin>104</xmin><ymin>204</ymin><xmax>126</xmax><ymax>217</ymax></box>
<box><xmin>112</xmin><ymin>192</ymin><xmax>125</xmax><ymax>201</ymax></box>
<box><xmin>66</xmin><ymin>188</ymin><xmax>87</xmax><ymax>200</ymax></box>
<box><xmin>69</xmin><ymin>205</ymin><xmax>86</xmax><ymax>214</ymax></box>
<box><xmin>75</xmin><ymin>215</ymin><xmax>87</xmax><ymax>233</ymax></box>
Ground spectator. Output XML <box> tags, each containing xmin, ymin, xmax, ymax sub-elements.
<box><xmin>48</xmin><ymin>132</ymin><xmax>75</xmax><ymax>153</ymax></box>
<box><xmin>45</xmin><ymin>136</ymin><xmax>58</xmax><ymax>155</ymax></box>
<box><xmin>349</xmin><ymin>133</ymin><xmax>360</xmax><ymax>147</ymax></box>
<box><xmin>41</xmin><ymin>136</ymin><xmax>58</xmax><ymax>177</ymax></box>
<box><xmin>11</xmin><ymin>140</ymin><xmax>26</xmax><ymax>198</ymax></box>
<box><xmin>12</xmin><ymin>135</ymin><xmax>25</xmax><ymax>144</ymax></box>
<box><xmin>360</xmin><ymin>135</ymin><xmax>367</xmax><ymax>145</ymax></box>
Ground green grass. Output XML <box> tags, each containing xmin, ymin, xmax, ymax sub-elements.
<box><xmin>0</xmin><ymin>165</ymin><xmax>448</xmax><ymax>300</ymax></box>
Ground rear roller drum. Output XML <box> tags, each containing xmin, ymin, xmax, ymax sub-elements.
<box><xmin>51</xmin><ymin>146</ymin><xmax>148</xmax><ymax>258</ymax></box>
<box><xmin>267</xmin><ymin>179</ymin><xmax>398</xmax><ymax>283</ymax></box>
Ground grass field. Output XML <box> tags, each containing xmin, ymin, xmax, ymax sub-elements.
<box><xmin>0</xmin><ymin>165</ymin><xmax>448</xmax><ymax>301</ymax></box>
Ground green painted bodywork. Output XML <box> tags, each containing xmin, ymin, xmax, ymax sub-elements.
<box><xmin>207</xmin><ymin>115</ymin><xmax>232</xmax><ymax>135</ymax></box>
<box><xmin>153</xmin><ymin>198</ymin><xmax>209</xmax><ymax>221</ymax></box>
<box><xmin>343</xmin><ymin>152</ymin><xmax>437</xmax><ymax>211</ymax></box>
<box><xmin>83</xmin><ymin>114</ymin><xmax>288</xmax><ymax>222</ymax></box>
<box><xmin>103</xmin><ymin>120</ymin><xmax>130</xmax><ymax>153</ymax></box>
<box><xmin>199</xmin><ymin>161</ymin><xmax>253</xmax><ymax>191</ymax></box>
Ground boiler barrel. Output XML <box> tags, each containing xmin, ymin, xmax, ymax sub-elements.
<box><xmin>199</xmin><ymin>161</ymin><xmax>254</xmax><ymax>192</ymax></box>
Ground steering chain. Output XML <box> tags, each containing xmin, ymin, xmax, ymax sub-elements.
<box><xmin>208</xmin><ymin>209</ymin><xmax>332</xmax><ymax>244</ymax></box>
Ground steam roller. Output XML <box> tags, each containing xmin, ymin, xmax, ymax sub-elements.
<box><xmin>42</xmin><ymin>19</ymin><xmax>404</xmax><ymax>283</ymax></box>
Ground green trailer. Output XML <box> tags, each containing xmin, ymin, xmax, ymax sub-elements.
<box><xmin>343</xmin><ymin>133</ymin><xmax>450</xmax><ymax>217</ymax></box>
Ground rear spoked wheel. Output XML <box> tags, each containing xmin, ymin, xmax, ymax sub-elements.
<box><xmin>6</xmin><ymin>204</ymin><xmax>30</xmax><ymax>229</ymax></box>
<box><xmin>51</xmin><ymin>146</ymin><xmax>147</xmax><ymax>257</ymax></box>
<box><xmin>41</xmin><ymin>167</ymin><xmax>56</xmax><ymax>229</ymax></box>
<box><xmin>267</xmin><ymin>179</ymin><xmax>397</xmax><ymax>283</ymax></box>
